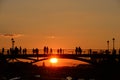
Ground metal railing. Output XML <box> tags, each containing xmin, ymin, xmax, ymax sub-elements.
<box><xmin>0</xmin><ymin>49</ymin><xmax>120</xmax><ymax>55</ymax></box>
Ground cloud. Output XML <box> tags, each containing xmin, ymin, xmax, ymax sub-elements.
<box><xmin>46</xmin><ymin>36</ymin><xmax>55</xmax><ymax>39</ymax></box>
<box><xmin>0</xmin><ymin>33</ymin><xmax>23</xmax><ymax>38</ymax></box>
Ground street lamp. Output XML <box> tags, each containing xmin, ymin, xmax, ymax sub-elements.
<box><xmin>112</xmin><ymin>38</ymin><xmax>115</xmax><ymax>50</ymax></box>
<box><xmin>107</xmin><ymin>40</ymin><xmax>109</xmax><ymax>51</ymax></box>
<box><xmin>11</xmin><ymin>38</ymin><xmax>15</xmax><ymax>49</ymax></box>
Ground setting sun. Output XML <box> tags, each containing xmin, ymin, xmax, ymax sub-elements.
<box><xmin>50</xmin><ymin>58</ymin><xmax>58</xmax><ymax>63</ymax></box>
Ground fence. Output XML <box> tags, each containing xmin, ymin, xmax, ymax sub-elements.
<box><xmin>0</xmin><ymin>48</ymin><xmax>120</xmax><ymax>55</ymax></box>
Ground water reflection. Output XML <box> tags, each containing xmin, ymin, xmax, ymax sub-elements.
<box><xmin>17</xmin><ymin>57</ymin><xmax>90</xmax><ymax>67</ymax></box>
<box><xmin>33</xmin><ymin>58</ymin><xmax>89</xmax><ymax>67</ymax></box>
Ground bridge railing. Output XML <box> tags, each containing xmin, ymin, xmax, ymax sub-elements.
<box><xmin>0</xmin><ymin>49</ymin><xmax>120</xmax><ymax>55</ymax></box>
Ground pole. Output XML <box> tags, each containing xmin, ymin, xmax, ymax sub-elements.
<box><xmin>107</xmin><ymin>40</ymin><xmax>109</xmax><ymax>51</ymax></box>
<box><xmin>11</xmin><ymin>38</ymin><xmax>15</xmax><ymax>49</ymax></box>
<box><xmin>112</xmin><ymin>38</ymin><xmax>115</xmax><ymax>50</ymax></box>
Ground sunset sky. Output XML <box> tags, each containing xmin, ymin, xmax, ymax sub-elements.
<box><xmin>0</xmin><ymin>0</ymin><xmax>120</xmax><ymax>49</ymax></box>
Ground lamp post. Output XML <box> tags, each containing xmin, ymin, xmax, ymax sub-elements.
<box><xmin>11</xmin><ymin>38</ymin><xmax>15</xmax><ymax>49</ymax></box>
<box><xmin>112</xmin><ymin>38</ymin><xmax>115</xmax><ymax>50</ymax></box>
<box><xmin>107</xmin><ymin>40</ymin><xmax>109</xmax><ymax>51</ymax></box>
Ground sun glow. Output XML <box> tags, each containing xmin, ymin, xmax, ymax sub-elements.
<box><xmin>50</xmin><ymin>58</ymin><xmax>58</xmax><ymax>63</ymax></box>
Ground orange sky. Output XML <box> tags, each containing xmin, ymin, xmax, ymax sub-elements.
<box><xmin>0</xmin><ymin>0</ymin><xmax>120</xmax><ymax>49</ymax></box>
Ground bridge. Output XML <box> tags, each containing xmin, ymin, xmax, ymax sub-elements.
<box><xmin>0</xmin><ymin>52</ymin><xmax>120</xmax><ymax>65</ymax></box>
<box><xmin>0</xmin><ymin>48</ymin><xmax>120</xmax><ymax>65</ymax></box>
<box><xmin>16</xmin><ymin>54</ymin><xmax>92</xmax><ymax>64</ymax></box>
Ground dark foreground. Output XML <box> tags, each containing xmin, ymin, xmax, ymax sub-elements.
<box><xmin>0</xmin><ymin>62</ymin><xmax>120</xmax><ymax>80</ymax></box>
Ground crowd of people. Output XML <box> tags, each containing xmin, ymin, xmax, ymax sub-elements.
<box><xmin>75</xmin><ymin>47</ymin><xmax>82</xmax><ymax>55</ymax></box>
<box><xmin>0</xmin><ymin>46</ymin><xmax>65</xmax><ymax>55</ymax></box>
<box><xmin>1</xmin><ymin>46</ymin><xmax>120</xmax><ymax>64</ymax></box>
<box><xmin>1</xmin><ymin>47</ymin><xmax>27</xmax><ymax>55</ymax></box>
<box><xmin>1</xmin><ymin>46</ymin><xmax>120</xmax><ymax>56</ymax></box>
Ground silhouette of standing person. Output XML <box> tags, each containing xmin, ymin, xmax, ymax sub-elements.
<box><xmin>50</xmin><ymin>48</ymin><xmax>53</xmax><ymax>54</ymax></box>
<box><xmin>60</xmin><ymin>48</ymin><xmax>63</xmax><ymax>54</ymax></box>
<box><xmin>36</xmin><ymin>48</ymin><xmax>39</xmax><ymax>60</ymax></box>
<box><xmin>46</xmin><ymin>46</ymin><xmax>49</xmax><ymax>54</ymax></box>
<box><xmin>15</xmin><ymin>46</ymin><xmax>19</xmax><ymax>55</ymax></box>
<box><xmin>75</xmin><ymin>47</ymin><xmax>78</xmax><ymax>55</ymax></box>
<box><xmin>36</xmin><ymin>48</ymin><xmax>39</xmax><ymax>55</ymax></box>
<box><xmin>44</xmin><ymin>46</ymin><xmax>47</xmax><ymax>54</ymax></box>
<box><xmin>7</xmin><ymin>49</ymin><xmax>10</xmax><ymax>55</ymax></box>
<box><xmin>89</xmin><ymin>49</ymin><xmax>92</xmax><ymax>55</ymax></box>
<box><xmin>23</xmin><ymin>48</ymin><xmax>27</xmax><ymax>55</ymax></box>
<box><xmin>78</xmin><ymin>47</ymin><xmax>82</xmax><ymax>55</ymax></box>
<box><xmin>2</xmin><ymin>48</ymin><xmax>5</xmax><ymax>55</ymax></box>
<box><xmin>32</xmin><ymin>48</ymin><xmax>35</xmax><ymax>55</ymax></box>
<box><xmin>57</xmin><ymin>49</ymin><xmax>60</xmax><ymax>54</ymax></box>
<box><xmin>23</xmin><ymin>49</ymin><xmax>25</xmax><ymax>55</ymax></box>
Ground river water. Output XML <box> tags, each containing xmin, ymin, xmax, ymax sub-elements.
<box><xmin>17</xmin><ymin>57</ymin><xmax>90</xmax><ymax>67</ymax></box>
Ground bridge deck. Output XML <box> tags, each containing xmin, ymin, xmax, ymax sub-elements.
<box><xmin>1</xmin><ymin>53</ymin><xmax>120</xmax><ymax>64</ymax></box>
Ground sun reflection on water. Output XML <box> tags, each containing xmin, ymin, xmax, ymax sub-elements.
<box><xmin>34</xmin><ymin>58</ymin><xmax>89</xmax><ymax>67</ymax></box>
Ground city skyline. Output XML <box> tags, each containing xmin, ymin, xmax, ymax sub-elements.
<box><xmin>0</xmin><ymin>0</ymin><xmax>120</xmax><ymax>49</ymax></box>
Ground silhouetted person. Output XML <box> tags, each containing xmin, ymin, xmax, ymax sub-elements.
<box><xmin>18</xmin><ymin>46</ymin><xmax>22</xmax><ymax>54</ymax></box>
<box><xmin>89</xmin><ymin>49</ymin><xmax>92</xmax><ymax>55</ymax></box>
<box><xmin>15</xmin><ymin>46</ymin><xmax>19</xmax><ymax>55</ymax></box>
<box><xmin>23</xmin><ymin>49</ymin><xmax>25</xmax><ymax>55</ymax></box>
<box><xmin>36</xmin><ymin>48</ymin><xmax>39</xmax><ymax>60</ymax></box>
<box><xmin>2</xmin><ymin>48</ymin><xmax>5</xmax><ymax>55</ymax></box>
<box><xmin>75</xmin><ymin>47</ymin><xmax>78</xmax><ymax>55</ymax></box>
<box><xmin>46</xmin><ymin>46</ymin><xmax>49</xmax><ymax>54</ymax></box>
<box><xmin>50</xmin><ymin>48</ymin><xmax>53</xmax><ymax>54</ymax></box>
<box><xmin>57</xmin><ymin>49</ymin><xmax>60</xmax><ymax>54</ymax></box>
<box><xmin>78</xmin><ymin>47</ymin><xmax>82</xmax><ymax>55</ymax></box>
<box><xmin>36</xmin><ymin>48</ymin><xmax>39</xmax><ymax>54</ymax></box>
<box><xmin>7</xmin><ymin>49</ymin><xmax>10</xmax><ymax>55</ymax></box>
<box><xmin>23</xmin><ymin>48</ymin><xmax>27</xmax><ymax>55</ymax></box>
<box><xmin>44</xmin><ymin>46</ymin><xmax>47</xmax><ymax>54</ymax></box>
<box><xmin>60</xmin><ymin>48</ymin><xmax>62</xmax><ymax>54</ymax></box>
